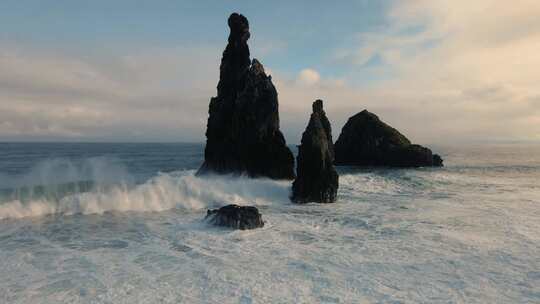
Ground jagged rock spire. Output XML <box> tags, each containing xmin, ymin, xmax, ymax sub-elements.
<box><xmin>292</xmin><ymin>100</ymin><xmax>339</xmax><ymax>203</ymax></box>
<box><xmin>197</xmin><ymin>13</ymin><xmax>295</xmax><ymax>179</ymax></box>
<box><xmin>217</xmin><ymin>13</ymin><xmax>251</xmax><ymax>99</ymax></box>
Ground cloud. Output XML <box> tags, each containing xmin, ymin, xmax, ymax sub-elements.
<box><xmin>0</xmin><ymin>46</ymin><xmax>220</xmax><ymax>141</ymax></box>
<box><xmin>296</xmin><ymin>68</ymin><xmax>321</xmax><ymax>86</ymax></box>
<box><xmin>323</xmin><ymin>0</ymin><xmax>540</xmax><ymax>143</ymax></box>
<box><xmin>1</xmin><ymin>1</ymin><xmax>539</xmax><ymax>144</ymax></box>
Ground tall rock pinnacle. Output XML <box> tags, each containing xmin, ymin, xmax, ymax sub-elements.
<box><xmin>197</xmin><ymin>13</ymin><xmax>295</xmax><ymax>179</ymax></box>
<box><xmin>292</xmin><ymin>100</ymin><xmax>339</xmax><ymax>204</ymax></box>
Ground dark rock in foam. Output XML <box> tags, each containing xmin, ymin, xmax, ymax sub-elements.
<box><xmin>334</xmin><ymin>110</ymin><xmax>443</xmax><ymax>167</ymax></box>
<box><xmin>197</xmin><ymin>13</ymin><xmax>295</xmax><ymax>179</ymax></box>
<box><xmin>292</xmin><ymin>100</ymin><xmax>339</xmax><ymax>204</ymax></box>
<box><xmin>205</xmin><ymin>204</ymin><xmax>264</xmax><ymax>230</ymax></box>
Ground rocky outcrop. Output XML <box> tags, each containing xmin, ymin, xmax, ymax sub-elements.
<box><xmin>197</xmin><ymin>13</ymin><xmax>295</xmax><ymax>179</ymax></box>
<box><xmin>433</xmin><ymin>154</ymin><xmax>444</xmax><ymax>167</ymax></box>
<box><xmin>292</xmin><ymin>100</ymin><xmax>339</xmax><ymax>204</ymax></box>
<box><xmin>205</xmin><ymin>204</ymin><xmax>264</xmax><ymax>230</ymax></box>
<box><xmin>334</xmin><ymin>110</ymin><xmax>443</xmax><ymax>167</ymax></box>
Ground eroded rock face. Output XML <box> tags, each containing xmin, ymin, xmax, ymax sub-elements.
<box><xmin>197</xmin><ymin>13</ymin><xmax>295</xmax><ymax>179</ymax></box>
<box><xmin>205</xmin><ymin>204</ymin><xmax>264</xmax><ymax>230</ymax></box>
<box><xmin>292</xmin><ymin>100</ymin><xmax>339</xmax><ymax>204</ymax></box>
<box><xmin>334</xmin><ymin>110</ymin><xmax>443</xmax><ymax>167</ymax></box>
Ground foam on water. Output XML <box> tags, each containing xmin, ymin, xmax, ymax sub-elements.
<box><xmin>1</xmin><ymin>144</ymin><xmax>539</xmax><ymax>303</ymax></box>
<box><xmin>0</xmin><ymin>158</ymin><xmax>291</xmax><ymax>219</ymax></box>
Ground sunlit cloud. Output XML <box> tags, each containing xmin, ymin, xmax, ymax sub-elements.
<box><xmin>296</xmin><ymin>68</ymin><xmax>321</xmax><ymax>86</ymax></box>
<box><xmin>1</xmin><ymin>1</ymin><xmax>539</xmax><ymax>143</ymax></box>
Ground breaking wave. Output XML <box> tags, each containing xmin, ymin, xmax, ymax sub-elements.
<box><xmin>0</xmin><ymin>158</ymin><xmax>291</xmax><ymax>220</ymax></box>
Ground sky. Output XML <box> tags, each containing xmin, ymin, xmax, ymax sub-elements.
<box><xmin>1</xmin><ymin>0</ymin><xmax>539</xmax><ymax>144</ymax></box>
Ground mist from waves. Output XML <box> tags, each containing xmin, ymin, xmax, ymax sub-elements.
<box><xmin>0</xmin><ymin>157</ymin><xmax>291</xmax><ymax>220</ymax></box>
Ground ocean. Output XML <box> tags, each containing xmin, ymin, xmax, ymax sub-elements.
<box><xmin>0</xmin><ymin>142</ymin><xmax>539</xmax><ymax>303</ymax></box>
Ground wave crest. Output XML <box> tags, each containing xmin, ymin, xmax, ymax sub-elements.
<box><xmin>0</xmin><ymin>159</ymin><xmax>291</xmax><ymax>220</ymax></box>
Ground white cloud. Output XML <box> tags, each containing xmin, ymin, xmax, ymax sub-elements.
<box><xmin>0</xmin><ymin>46</ymin><xmax>220</xmax><ymax>141</ymax></box>
<box><xmin>322</xmin><ymin>0</ymin><xmax>540</xmax><ymax>143</ymax></box>
<box><xmin>296</xmin><ymin>68</ymin><xmax>321</xmax><ymax>86</ymax></box>
<box><xmin>1</xmin><ymin>1</ymin><xmax>540</xmax><ymax>144</ymax></box>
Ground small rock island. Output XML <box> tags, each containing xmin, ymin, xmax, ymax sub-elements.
<box><xmin>292</xmin><ymin>100</ymin><xmax>339</xmax><ymax>204</ymax></box>
<box><xmin>197</xmin><ymin>13</ymin><xmax>295</xmax><ymax>179</ymax></box>
<box><xmin>334</xmin><ymin>110</ymin><xmax>443</xmax><ymax>167</ymax></box>
<box><xmin>206</xmin><ymin>205</ymin><xmax>264</xmax><ymax>230</ymax></box>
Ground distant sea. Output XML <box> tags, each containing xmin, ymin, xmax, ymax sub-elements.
<box><xmin>0</xmin><ymin>142</ymin><xmax>539</xmax><ymax>303</ymax></box>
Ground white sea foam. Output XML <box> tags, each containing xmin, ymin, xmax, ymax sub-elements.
<box><xmin>0</xmin><ymin>159</ymin><xmax>291</xmax><ymax>220</ymax></box>
<box><xmin>2</xmin><ymin>145</ymin><xmax>540</xmax><ymax>303</ymax></box>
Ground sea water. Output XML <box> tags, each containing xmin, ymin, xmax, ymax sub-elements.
<box><xmin>0</xmin><ymin>142</ymin><xmax>539</xmax><ymax>303</ymax></box>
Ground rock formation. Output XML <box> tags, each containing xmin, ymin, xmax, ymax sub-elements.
<box><xmin>205</xmin><ymin>204</ymin><xmax>264</xmax><ymax>230</ymax></box>
<box><xmin>334</xmin><ymin>110</ymin><xmax>443</xmax><ymax>167</ymax></box>
<box><xmin>292</xmin><ymin>100</ymin><xmax>339</xmax><ymax>204</ymax></box>
<box><xmin>197</xmin><ymin>13</ymin><xmax>295</xmax><ymax>179</ymax></box>
<box><xmin>433</xmin><ymin>154</ymin><xmax>444</xmax><ymax>167</ymax></box>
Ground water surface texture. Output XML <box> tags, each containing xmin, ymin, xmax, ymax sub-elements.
<box><xmin>0</xmin><ymin>143</ymin><xmax>539</xmax><ymax>303</ymax></box>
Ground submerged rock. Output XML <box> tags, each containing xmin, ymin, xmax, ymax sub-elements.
<box><xmin>205</xmin><ymin>204</ymin><xmax>264</xmax><ymax>230</ymax></box>
<box><xmin>292</xmin><ymin>100</ymin><xmax>339</xmax><ymax>204</ymax></box>
<box><xmin>197</xmin><ymin>13</ymin><xmax>295</xmax><ymax>179</ymax></box>
<box><xmin>334</xmin><ymin>110</ymin><xmax>443</xmax><ymax>167</ymax></box>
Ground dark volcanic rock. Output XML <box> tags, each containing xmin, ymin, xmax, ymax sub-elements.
<box><xmin>197</xmin><ymin>13</ymin><xmax>295</xmax><ymax>179</ymax></box>
<box><xmin>334</xmin><ymin>110</ymin><xmax>443</xmax><ymax>167</ymax></box>
<box><xmin>433</xmin><ymin>154</ymin><xmax>444</xmax><ymax>167</ymax></box>
<box><xmin>292</xmin><ymin>100</ymin><xmax>339</xmax><ymax>204</ymax></box>
<box><xmin>205</xmin><ymin>204</ymin><xmax>264</xmax><ymax>230</ymax></box>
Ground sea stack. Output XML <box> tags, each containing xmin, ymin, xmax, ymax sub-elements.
<box><xmin>197</xmin><ymin>13</ymin><xmax>295</xmax><ymax>179</ymax></box>
<box><xmin>334</xmin><ymin>110</ymin><xmax>443</xmax><ymax>167</ymax></box>
<box><xmin>292</xmin><ymin>100</ymin><xmax>339</xmax><ymax>204</ymax></box>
